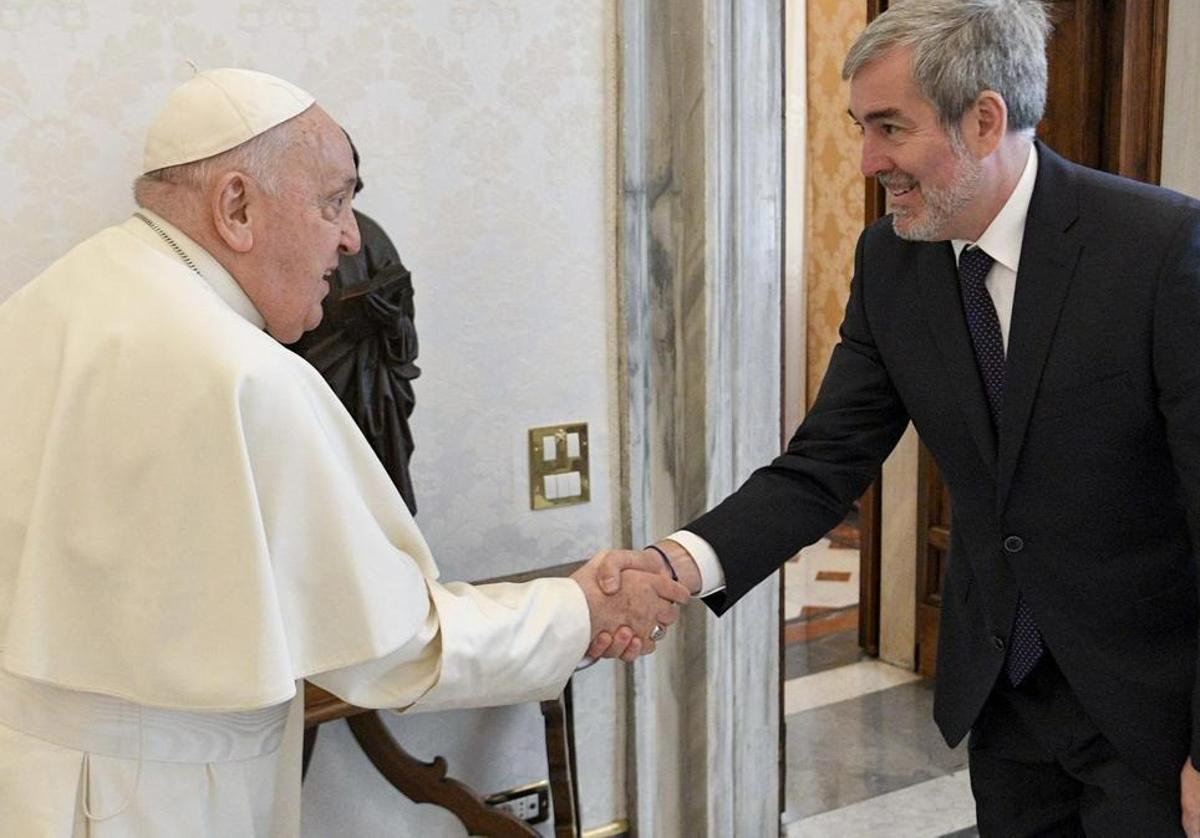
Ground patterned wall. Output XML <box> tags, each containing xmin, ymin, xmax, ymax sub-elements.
<box><xmin>0</xmin><ymin>1</ymin><xmax>622</xmax><ymax>834</ymax></box>
<box><xmin>0</xmin><ymin>0</ymin><xmax>616</xmax><ymax>583</ymax></box>
<box><xmin>803</xmin><ymin>0</ymin><xmax>865</xmax><ymax>405</ymax></box>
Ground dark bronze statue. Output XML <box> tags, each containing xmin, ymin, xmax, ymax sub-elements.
<box><xmin>287</xmin><ymin>140</ymin><xmax>420</xmax><ymax>513</ymax></box>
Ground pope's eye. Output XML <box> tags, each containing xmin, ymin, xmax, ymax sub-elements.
<box><xmin>320</xmin><ymin>197</ymin><xmax>345</xmax><ymax>221</ymax></box>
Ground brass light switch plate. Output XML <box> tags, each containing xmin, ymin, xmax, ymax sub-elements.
<box><xmin>529</xmin><ymin>422</ymin><xmax>590</xmax><ymax>510</ymax></box>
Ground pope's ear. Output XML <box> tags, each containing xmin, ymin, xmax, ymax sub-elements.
<box><xmin>211</xmin><ymin>171</ymin><xmax>255</xmax><ymax>253</ymax></box>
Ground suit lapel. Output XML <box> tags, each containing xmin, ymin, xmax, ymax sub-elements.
<box><xmin>995</xmin><ymin>143</ymin><xmax>1083</xmax><ymax>510</ymax></box>
<box><xmin>917</xmin><ymin>240</ymin><xmax>998</xmax><ymax>473</ymax></box>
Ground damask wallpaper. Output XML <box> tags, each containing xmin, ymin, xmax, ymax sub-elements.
<box><xmin>0</xmin><ymin>0</ymin><xmax>617</xmax><ymax>583</ymax></box>
<box><xmin>0</xmin><ymin>2</ymin><xmax>622</xmax><ymax>834</ymax></box>
<box><xmin>803</xmin><ymin>0</ymin><xmax>865</xmax><ymax>405</ymax></box>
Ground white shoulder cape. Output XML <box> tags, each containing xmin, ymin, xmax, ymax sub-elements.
<box><xmin>0</xmin><ymin>219</ymin><xmax>585</xmax><ymax>712</ymax></box>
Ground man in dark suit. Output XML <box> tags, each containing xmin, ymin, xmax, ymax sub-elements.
<box><xmin>588</xmin><ymin>0</ymin><xmax>1200</xmax><ymax>833</ymax></box>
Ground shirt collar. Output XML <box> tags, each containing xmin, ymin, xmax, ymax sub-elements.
<box><xmin>123</xmin><ymin>209</ymin><xmax>266</xmax><ymax>330</ymax></box>
<box><xmin>952</xmin><ymin>142</ymin><xmax>1039</xmax><ymax>270</ymax></box>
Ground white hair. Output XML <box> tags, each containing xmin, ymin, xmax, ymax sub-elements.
<box><xmin>132</xmin><ymin>115</ymin><xmax>305</xmax><ymax>210</ymax></box>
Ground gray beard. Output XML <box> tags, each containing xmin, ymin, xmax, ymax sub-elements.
<box><xmin>888</xmin><ymin>153</ymin><xmax>983</xmax><ymax>242</ymax></box>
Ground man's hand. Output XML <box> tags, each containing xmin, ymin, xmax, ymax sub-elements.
<box><xmin>1182</xmin><ymin>758</ymin><xmax>1200</xmax><ymax>837</ymax></box>
<box><xmin>571</xmin><ymin>550</ymin><xmax>690</xmax><ymax>663</ymax></box>
<box><xmin>577</xmin><ymin>543</ymin><xmax>702</xmax><ymax>660</ymax></box>
<box><xmin>592</xmin><ymin>542</ymin><xmax>703</xmax><ymax>597</ymax></box>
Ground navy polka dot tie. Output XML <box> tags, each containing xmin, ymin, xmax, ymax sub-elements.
<box><xmin>959</xmin><ymin>246</ymin><xmax>1044</xmax><ymax>686</ymax></box>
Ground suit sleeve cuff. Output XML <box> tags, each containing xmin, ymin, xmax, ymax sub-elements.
<box><xmin>666</xmin><ymin>530</ymin><xmax>726</xmax><ymax>596</ymax></box>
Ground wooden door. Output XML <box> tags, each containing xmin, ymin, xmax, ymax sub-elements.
<box><xmin>911</xmin><ymin>0</ymin><xmax>1170</xmax><ymax>676</ymax></box>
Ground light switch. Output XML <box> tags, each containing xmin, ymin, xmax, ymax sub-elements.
<box><xmin>529</xmin><ymin>422</ymin><xmax>590</xmax><ymax>510</ymax></box>
<box><xmin>563</xmin><ymin>471</ymin><xmax>582</xmax><ymax>497</ymax></box>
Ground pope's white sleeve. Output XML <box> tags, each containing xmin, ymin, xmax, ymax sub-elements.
<box><xmin>307</xmin><ymin>577</ymin><xmax>591</xmax><ymax>711</ymax></box>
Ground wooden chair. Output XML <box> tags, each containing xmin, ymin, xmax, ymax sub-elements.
<box><xmin>303</xmin><ymin>677</ymin><xmax>584</xmax><ymax>837</ymax></box>
<box><xmin>301</xmin><ymin>561</ymin><xmax>589</xmax><ymax>837</ymax></box>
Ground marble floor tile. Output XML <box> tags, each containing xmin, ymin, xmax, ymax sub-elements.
<box><xmin>784</xmin><ymin>605</ymin><xmax>859</xmax><ymax>645</ymax></box>
<box><xmin>783</xmin><ymin>539</ymin><xmax>859</xmax><ymax>621</ymax></box>
<box><xmin>784</xmin><ymin>658</ymin><xmax>920</xmax><ymax>716</ymax></box>
<box><xmin>784</xmin><ymin>621</ymin><xmax>864</xmax><ymax>680</ymax></box>
<box><xmin>784</xmin><ymin>769</ymin><xmax>975</xmax><ymax>837</ymax></box>
<box><xmin>785</xmin><ymin>678</ymin><xmax>967</xmax><ymax>819</ymax></box>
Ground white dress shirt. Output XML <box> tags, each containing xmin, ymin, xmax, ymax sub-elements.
<box><xmin>676</xmin><ymin>143</ymin><xmax>1040</xmax><ymax>595</ymax></box>
<box><xmin>951</xmin><ymin>142</ymin><xmax>1039</xmax><ymax>351</ymax></box>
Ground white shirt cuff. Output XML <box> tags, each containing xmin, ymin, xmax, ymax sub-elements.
<box><xmin>665</xmin><ymin>530</ymin><xmax>726</xmax><ymax>596</ymax></box>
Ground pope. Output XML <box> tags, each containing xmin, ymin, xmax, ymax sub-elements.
<box><xmin>0</xmin><ymin>68</ymin><xmax>687</xmax><ymax>836</ymax></box>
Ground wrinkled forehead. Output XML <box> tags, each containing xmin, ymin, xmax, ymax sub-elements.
<box><xmin>286</xmin><ymin>107</ymin><xmax>356</xmax><ymax>186</ymax></box>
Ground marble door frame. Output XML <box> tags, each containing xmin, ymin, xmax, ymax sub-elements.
<box><xmin>619</xmin><ymin>0</ymin><xmax>784</xmax><ymax>833</ymax></box>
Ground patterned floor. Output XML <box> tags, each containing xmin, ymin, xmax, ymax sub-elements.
<box><xmin>783</xmin><ymin>538</ymin><xmax>978</xmax><ymax>837</ymax></box>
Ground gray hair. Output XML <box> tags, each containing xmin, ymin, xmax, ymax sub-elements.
<box><xmin>842</xmin><ymin>0</ymin><xmax>1051</xmax><ymax>135</ymax></box>
<box><xmin>132</xmin><ymin>115</ymin><xmax>304</xmax><ymax>209</ymax></box>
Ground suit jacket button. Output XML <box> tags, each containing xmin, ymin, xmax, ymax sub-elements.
<box><xmin>992</xmin><ymin>636</ymin><xmax>1005</xmax><ymax>650</ymax></box>
<box><xmin>1003</xmin><ymin>535</ymin><xmax>1024</xmax><ymax>553</ymax></box>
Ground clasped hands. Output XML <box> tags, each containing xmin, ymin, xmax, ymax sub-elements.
<box><xmin>570</xmin><ymin>546</ymin><xmax>695</xmax><ymax>663</ymax></box>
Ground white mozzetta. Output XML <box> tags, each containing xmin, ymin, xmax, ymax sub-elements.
<box><xmin>0</xmin><ymin>214</ymin><xmax>590</xmax><ymax>833</ymax></box>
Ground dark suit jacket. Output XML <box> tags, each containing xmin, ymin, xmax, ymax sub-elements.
<box><xmin>687</xmin><ymin>142</ymin><xmax>1200</xmax><ymax>788</ymax></box>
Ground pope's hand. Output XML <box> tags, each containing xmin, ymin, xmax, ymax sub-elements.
<box><xmin>592</xmin><ymin>543</ymin><xmax>702</xmax><ymax>597</ymax></box>
<box><xmin>571</xmin><ymin>550</ymin><xmax>689</xmax><ymax>663</ymax></box>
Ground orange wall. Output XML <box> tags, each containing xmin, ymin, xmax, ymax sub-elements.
<box><xmin>804</xmin><ymin>0</ymin><xmax>866</xmax><ymax>405</ymax></box>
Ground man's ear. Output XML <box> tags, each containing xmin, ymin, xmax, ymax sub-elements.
<box><xmin>963</xmin><ymin>90</ymin><xmax>1008</xmax><ymax>158</ymax></box>
<box><xmin>211</xmin><ymin>171</ymin><xmax>255</xmax><ymax>253</ymax></box>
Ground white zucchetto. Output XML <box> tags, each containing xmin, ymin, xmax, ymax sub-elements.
<box><xmin>142</xmin><ymin>68</ymin><xmax>314</xmax><ymax>174</ymax></box>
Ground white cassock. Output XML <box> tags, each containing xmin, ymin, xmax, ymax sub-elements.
<box><xmin>0</xmin><ymin>211</ymin><xmax>591</xmax><ymax>837</ymax></box>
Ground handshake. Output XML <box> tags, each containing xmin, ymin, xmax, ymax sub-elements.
<box><xmin>569</xmin><ymin>543</ymin><xmax>700</xmax><ymax>663</ymax></box>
